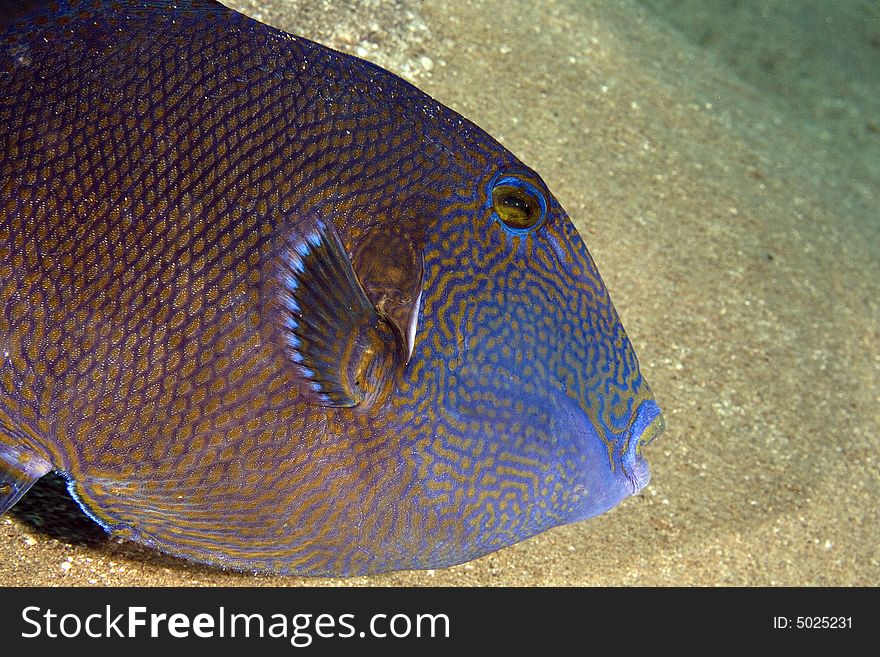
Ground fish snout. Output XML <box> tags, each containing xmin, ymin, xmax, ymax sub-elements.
<box><xmin>621</xmin><ymin>400</ymin><xmax>665</xmax><ymax>493</ymax></box>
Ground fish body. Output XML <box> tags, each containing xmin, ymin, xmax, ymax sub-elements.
<box><xmin>0</xmin><ymin>0</ymin><xmax>663</xmax><ymax>575</ymax></box>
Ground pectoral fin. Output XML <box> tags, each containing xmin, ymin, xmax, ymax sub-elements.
<box><xmin>267</xmin><ymin>217</ymin><xmax>405</xmax><ymax>409</ymax></box>
<box><xmin>0</xmin><ymin>443</ymin><xmax>52</xmax><ymax>515</ymax></box>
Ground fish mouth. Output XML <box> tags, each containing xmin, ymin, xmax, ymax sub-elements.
<box><xmin>627</xmin><ymin>457</ymin><xmax>651</xmax><ymax>494</ymax></box>
<box><xmin>622</xmin><ymin>400</ymin><xmax>664</xmax><ymax>494</ymax></box>
<box><xmin>561</xmin><ymin>396</ymin><xmax>664</xmax><ymax>521</ymax></box>
<box><xmin>637</xmin><ymin>412</ymin><xmax>665</xmax><ymax>452</ymax></box>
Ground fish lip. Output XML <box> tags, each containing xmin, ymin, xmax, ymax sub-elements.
<box><xmin>629</xmin><ymin>399</ymin><xmax>664</xmax><ymax>453</ymax></box>
<box><xmin>560</xmin><ymin>396</ymin><xmax>662</xmax><ymax>521</ymax></box>
<box><xmin>627</xmin><ymin>454</ymin><xmax>652</xmax><ymax>494</ymax></box>
<box><xmin>638</xmin><ymin>411</ymin><xmax>665</xmax><ymax>449</ymax></box>
<box><xmin>622</xmin><ymin>400</ymin><xmax>664</xmax><ymax>493</ymax></box>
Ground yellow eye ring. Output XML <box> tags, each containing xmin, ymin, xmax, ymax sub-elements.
<box><xmin>491</xmin><ymin>176</ymin><xmax>547</xmax><ymax>233</ymax></box>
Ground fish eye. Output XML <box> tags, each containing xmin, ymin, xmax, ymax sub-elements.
<box><xmin>491</xmin><ymin>176</ymin><xmax>547</xmax><ymax>232</ymax></box>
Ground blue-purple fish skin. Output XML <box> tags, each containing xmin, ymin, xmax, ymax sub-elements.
<box><xmin>0</xmin><ymin>0</ymin><xmax>663</xmax><ymax>575</ymax></box>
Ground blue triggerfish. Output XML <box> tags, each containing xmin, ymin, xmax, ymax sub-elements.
<box><xmin>0</xmin><ymin>0</ymin><xmax>664</xmax><ymax>575</ymax></box>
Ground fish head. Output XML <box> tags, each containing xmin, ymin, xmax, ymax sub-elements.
<box><xmin>406</xmin><ymin>149</ymin><xmax>665</xmax><ymax>536</ymax></box>
<box><xmin>258</xmin><ymin>66</ymin><xmax>665</xmax><ymax>567</ymax></box>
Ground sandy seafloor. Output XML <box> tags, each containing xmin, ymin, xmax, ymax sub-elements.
<box><xmin>1</xmin><ymin>0</ymin><xmax>878</xmax><ymax>587</ymax></box>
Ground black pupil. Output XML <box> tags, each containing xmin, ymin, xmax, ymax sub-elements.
<box><xmin>501</xmin><ymin>194</ymin><xmax>532</xmax><ymax>218</ymax></box>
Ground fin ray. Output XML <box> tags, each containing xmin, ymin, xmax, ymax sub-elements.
<box><xmin>267</xmin><ymin>216</ymin><xmax>403</xmax><ymax>408</ymax></box>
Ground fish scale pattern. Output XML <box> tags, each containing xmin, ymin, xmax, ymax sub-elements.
<box><xmin>0</xmin><ymin>0</ymin><xmax>661</xmax><ymax>575</ymax></box>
